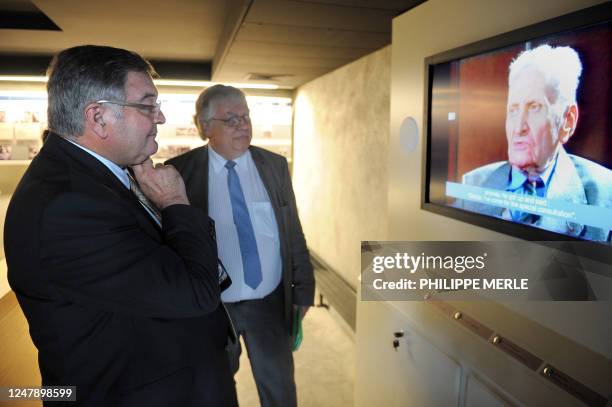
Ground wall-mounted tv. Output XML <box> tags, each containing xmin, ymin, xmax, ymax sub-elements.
<box><xmin>422</xmin><ymin>2</ymin><xmax>612</xmax><ymax>254</ymax></box>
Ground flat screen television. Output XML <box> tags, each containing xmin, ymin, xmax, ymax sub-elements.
<box><xmin>422</xmin><ymin>2</ymin><xmax>612</xmax><ymax>259</ymax></box>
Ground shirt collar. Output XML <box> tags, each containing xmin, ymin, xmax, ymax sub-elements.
<box><xmin>508</xmin><ymin>167</ymin><xmax>528</xmax><ymax>191</ymax></box>
<box><xmin>66</xmin><ymin>138</ymin><xmax>130</xmax><ymax>189</ymax></box>
<box><xmin>507</xmin><ymin>152</ymin><xmax>559</xmax><ymax>192</ymax></box>
<box><xmin>208</xmin><ymin>145</ymin><xmax>250</xmax><ymax>174</ymax></box>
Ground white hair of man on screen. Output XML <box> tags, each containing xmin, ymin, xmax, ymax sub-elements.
<box><xmin>508</xmin><ymin>44</ymin><xmax>582</xmax><ymax>127</ymax></box>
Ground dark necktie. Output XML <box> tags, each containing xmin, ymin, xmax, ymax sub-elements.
<box><xmin>127</xmin><ymin>172</ymin><xmax>162</xmax><ymax>227</ymax></box>
<box><xmin>511</xmin><ymin>178</ymin><xmax>544</xmax><ymax>223</ymax></box>
<box><xmin>225</xmin><ymin>160</ymin><xmax>262</xmax><ymax>289</ymax></box>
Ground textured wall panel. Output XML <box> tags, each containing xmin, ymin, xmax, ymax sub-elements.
<box><xmin>293</xmin><ymin>46</ymin><xmax>391</xmax><ymax>288</ymax></box>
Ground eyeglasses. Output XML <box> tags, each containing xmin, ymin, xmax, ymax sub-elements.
<box><xmin>97</xmin><ymin>99</ymin><xmax>162</xmax><ymax>117</ymax></box>
<box><xmin>210</xmin><ymin>114</ymin><xmax>251</xmax><ymax>128</ymax></box>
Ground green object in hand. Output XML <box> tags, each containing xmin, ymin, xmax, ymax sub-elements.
<box><xmin>292</xmin><ymin>307</ymin><xmax>303</xmax><ymax>351</ymax></box>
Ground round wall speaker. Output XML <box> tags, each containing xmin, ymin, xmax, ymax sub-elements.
<box><xmin>399</xmin><ymin>116</ymin><xmax>419</xmax><ymax>153</ymax></box>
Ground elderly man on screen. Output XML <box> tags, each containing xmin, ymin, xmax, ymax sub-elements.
<box><xmin>461</xmin><ymin>45</ymin><xmax>612</xmax><ymax>241</ymax></box>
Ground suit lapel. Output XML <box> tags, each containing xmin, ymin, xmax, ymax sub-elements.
<box><xmin>46</xmin><ymin>133</ymin><xmax>125</xmax><ymax>192</ymax></box>
<box><xmin>538</xmin><ymin>149</ymin><xmax>586</xmax><ymax>237</ymax></box>
<box><xmin>546</xmin><ymin>149</ymin><xmax>587</xmax><ymax>205</ymax></box>
<box><xmin>250</xmin><ymin>147</ymin><xmax>288</xmax><ymax>276</ymax></box>
<box><xmin>250</xmin><ymin>147</ymin><xmax>283</xmax><ymax>221</ymax></box>
<box><xmin>47</xmin><ymin>133</ymin><xmax>162</xmax><ymax>240</ymax></box>
<box><xmin>478</xmin><ymin>164</ymin><xmax>510</xmax><ymax>217</ymax></box>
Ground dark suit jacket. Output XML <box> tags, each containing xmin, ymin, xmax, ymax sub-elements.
<box><xmin>4</xmin><ymin>133</ymin><xmax>236</xmax><ymax>406</ymax></box>
<box><xmin>167</xmin><ymin>145</ymin><xmax>315</xmax><ymax>333</ymax></box>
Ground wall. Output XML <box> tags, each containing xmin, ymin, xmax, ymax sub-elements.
<box><xmin>352</xmin><ymin>0</ymin><xmax>610</xmax><ymax>405</ymax></box>
<box><xmin>293</xmin><ymin>46</ymin><xmax>390</xmax><ymax>288</ymax></box>
<box><xmin>388</xmin><ymin>0</ymin><xmax>610</xmax><ymax>358</ymax></box>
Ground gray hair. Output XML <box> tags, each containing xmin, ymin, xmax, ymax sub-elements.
<box><xmin>508</xmin><ymin>44</ymin><xmax>582</xmax><ymax>119</ymax></box>
<box><xmin>46</xmin><ymin>45</ymin><xmax>157</xmax><ymax>137</ymax></box>
<box><xmin>193</xmin><ymin>85</ymin><xmax>246</xmax><ymax>140</ymax></box>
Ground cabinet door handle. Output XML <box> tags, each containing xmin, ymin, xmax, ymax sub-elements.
<box><xmin>393</xmin><ymin>331</ymin><xmax>404</xmax><ymax>351</ymax></box>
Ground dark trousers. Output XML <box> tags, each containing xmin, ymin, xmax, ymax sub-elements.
<box><xmin>225</xmin><ymin>285</ymin><xmax>297</xmax><ymax>407</ymax></box>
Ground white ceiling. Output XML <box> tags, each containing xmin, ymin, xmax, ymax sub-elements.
<box><xmin>0</xmin><ymin>0</ymin><xmax>424</xmax><ymax>88</ymax></box>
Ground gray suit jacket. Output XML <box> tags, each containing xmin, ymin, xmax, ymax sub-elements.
<box><xmin>461</xmin><ymin>148</ymin><xmax>612</xmax><ymax>242</ymax></box>
<box><xmin>167</xmin><ymin>145</ymin><xmax>315</xmax><ymax>333</ymax></box>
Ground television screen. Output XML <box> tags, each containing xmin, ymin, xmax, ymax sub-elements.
<box><xmin>423</xmin><ymin>2</ymin><xmax>612</xmax><ymax>247</ymax></box>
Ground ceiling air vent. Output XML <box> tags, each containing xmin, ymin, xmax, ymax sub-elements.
<box><xmin>244</xmin><ymin>73</ymin><xmax>293</xmax><ymax>82</ymax></box>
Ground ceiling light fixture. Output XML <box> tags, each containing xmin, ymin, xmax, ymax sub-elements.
<box><xmin>0</xmin><ymin>76</ymin><xmax>48</xmax><ymax>83</ymax></box>
<box><xmin>0</xmin><ymin>76</ymin><xmax>280</xmax><ymax>90</ymax></box>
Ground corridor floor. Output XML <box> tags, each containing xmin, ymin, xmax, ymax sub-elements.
<box><xmin>0</xmin><ymin>292</ymin><xmax>355</xmax><ymax>406</ymax></box>
<box><xmin>235</xmin><ymin>306</ymin><xmax>355</xmax><ymax>407</ymax></box>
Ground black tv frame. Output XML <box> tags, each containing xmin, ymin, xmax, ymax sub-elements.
<box><xmin>421</xmin><ymin>2</ymin><xmax>612</xmax><ymax>262</ymax></box>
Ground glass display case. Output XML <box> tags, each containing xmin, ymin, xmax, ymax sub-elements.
<box><xmin>0</xmin><ymin>91</ymin><xmax>47</xmax><ymax>161</ymax></box>
<box><xmin>0</xmin><ymin>87</ymin><xmax>293</xmax><ymax>163</ymax></box>
<box><xmin>153</xmin><ymin>93</ymin><xmax>293</xmax><ymax>162</ymax></box>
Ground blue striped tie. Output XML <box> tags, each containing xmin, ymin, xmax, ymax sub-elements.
<box><xmin>225</xmin><ymin>160</ymin><xmax>262</xmax><ymax>289</ymax></box>
<box><xmin>511</xmin><ymin>178</ymin><xmax>544</xmax><ymax>223</ymax></box>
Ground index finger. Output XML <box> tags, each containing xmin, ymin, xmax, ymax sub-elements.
<box><xmin>131</xmin><ymin>158</ymin><xmax>154</xmax><ymax>178</ymax></box>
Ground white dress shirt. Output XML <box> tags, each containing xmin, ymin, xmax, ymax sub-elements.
<box><xmin>208</xmin><ymin>146</ymin><xmax>282</xmax><ymax>302</ymax></box>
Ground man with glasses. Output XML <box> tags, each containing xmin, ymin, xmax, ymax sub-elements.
<box><xmin>4</xmin><ymin>45</ymin><xmax>237</xmax><ymax>406</ymax></box>
<box><xmin>167</xmin><ymin>85</ymin><xmax>314</xmax><ymax>407</ymax></box>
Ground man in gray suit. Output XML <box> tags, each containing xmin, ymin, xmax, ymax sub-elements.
<box><xmin>167</xmin><ymin>85</ymin><xmax>314</xmax><ymax>406</ymax></box>
<box><xmin>461</xmin><ymin>45</ymin><xmax>612</xmax><ymax>241</ymax></box>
